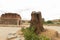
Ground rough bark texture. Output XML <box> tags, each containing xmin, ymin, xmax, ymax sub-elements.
<box><xmin>30</xmin><ymin>11</ymin><xmax>44</xmax><ymax>34</ymax></box>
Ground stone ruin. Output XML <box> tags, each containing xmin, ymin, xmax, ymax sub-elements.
<box><xmin>0</xmin><ymin>13</ymin><xmax>21</xmax><ymax>25</ymax></box>
<box><xmin>30</xmin><ymin>11</ymin><xmax>44</xmax><ymax>34</ymax></box>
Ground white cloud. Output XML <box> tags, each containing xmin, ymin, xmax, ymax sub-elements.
<box><xmin>0</xmin><ymin>0</ymin><xmax>60</xmax><ymax>20</ymax></box>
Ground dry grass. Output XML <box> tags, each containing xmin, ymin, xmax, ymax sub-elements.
<box><xmin>40</xmin><ymin>29</ymin><xmax>60</xmax><ymax>40</ymax></box>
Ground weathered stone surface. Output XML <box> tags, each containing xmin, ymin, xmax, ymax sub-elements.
<box><xmin>0</xmin><ymin>13</ymin><xmax>21</xmax><ymax>25</ymax></box>
<box><xmin>1</xmin><ymin>13</ymin><xmax>21</xmax><ymax>19</ymax></box>
<box><xmin>30</xmin><ymin>11</ymin><xmax>44</xmax><ymax>34</ymax></box>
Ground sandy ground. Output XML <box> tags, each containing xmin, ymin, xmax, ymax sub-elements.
<box><xmin>0</xmin><ymin>27</ymin><xmax>21</xmax><ymax>40</ymax></box>
<box><xmin>44</xmin><ymin>26</ymin><xmax>60</xmax><ymax>33</ymax></box>
<box><xmin>0</xmin><ymin>25</ymin><xmax>60</xmax><ymax>40</ymax></box>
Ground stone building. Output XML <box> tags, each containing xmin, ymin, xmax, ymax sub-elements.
<box><xmin>0</xmin><ymin>13</ymin><xmax>21</xmax><ymax>25</ymax></box>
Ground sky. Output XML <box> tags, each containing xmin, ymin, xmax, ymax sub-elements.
<box><xmin>0</xmin><ymin>0</ymin><xmax>60</xmax><ymax>21</ymax></box>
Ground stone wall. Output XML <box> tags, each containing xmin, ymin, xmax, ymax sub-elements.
<box><xmin>1</xmin><ymin>13</ymin><xmax>21</xmax><ymax>19</ymax></box>
<box><xmin>0</xmin><ymin>13</ymin><xmax>21</xmax><ymax>25</ymax></box>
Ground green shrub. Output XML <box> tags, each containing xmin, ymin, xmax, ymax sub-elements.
<box><xmin>39</xmin><ymin>35</ymin><xmax>50</xmax><ymax>40</ymax></box>
<box><xmin>21</xmin><ymin>27</ymin><xmax>50</xmax><ymax>40</ymax></box>
<box><xmin>46</xmin><ymin>21</ymin><xmax>53</xmax><ymax>24</ymax></box>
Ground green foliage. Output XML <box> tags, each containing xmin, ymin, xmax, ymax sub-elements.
<box><xmin>21</xmin><ymin>27</ymin><xmax>39</xmax><ymax>40</ymax></box>
<box><xmin>46</xmin><ymin>20</ymin><xmax>53</xmax><ymax>24</ymax></box>
<box><xmin>21</xmin><ymin>27</ymin><xmax>25</xmax><ymax>32</ymax></box>
<box><xmin>43</xmin><ymin>21</ymin><xmax>47</xmax><ymax>24</ymax></box>
<box><xmin>39</xmin><ymin>35</ymin><xmax>50</xmax><ymax>40</ymax></box>
<box><xmin>44</xmin><ymin>20</ymin><xmax>53</xmax><ymax>24</ymax></box>
<box><xmin>21</xmin><ymin>27</ymin><xmax>50</xmax><ymax>40</ymax></box>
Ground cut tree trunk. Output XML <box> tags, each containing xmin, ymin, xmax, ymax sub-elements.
<box><xmin>30</xmin><ymin>11</ymin><xmax>44</xmax><ymax>34</ymax></box>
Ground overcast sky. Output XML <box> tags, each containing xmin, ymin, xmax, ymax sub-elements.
<box><xmin>0</xmin><ymin>0</ymin><xmax>60</xmax><ymax>21</ymax></box>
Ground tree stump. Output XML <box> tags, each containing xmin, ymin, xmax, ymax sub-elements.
<box><xmin>30</xmin><ymin>11</ymin><xmax>44</xmax><ymax>34</ymax></box>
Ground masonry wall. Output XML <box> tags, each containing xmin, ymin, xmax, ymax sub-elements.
<box><xmin>0</xmin><ymin>13</ymin><xmax>21</xmax><ymax>25</ymax></box>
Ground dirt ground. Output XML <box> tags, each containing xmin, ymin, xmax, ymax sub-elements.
<box><xmin>0</xmin><ymin>25</ymin><xmax>60</xmax><ymax>40</ymax></box>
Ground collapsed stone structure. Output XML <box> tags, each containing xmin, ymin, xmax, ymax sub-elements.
<box><xmin>0</xmin><ymin>13</ymin><xmax>21</xmax><ymax>25</ymax></box>
<box><xmin>30</xmin><ymin>11</ymin><xmax>44</xmax><ymax>34</ymax></box>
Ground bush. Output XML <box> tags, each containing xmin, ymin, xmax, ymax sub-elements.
<box><xmin>40</xmin><ymin>35</ymin><xmax>50</xmax><ymax>40</ymax></box>
<box><xmin>21</xmin><ymin>27</ymin><xmax>39</xmax><ymax>40</ymax></box>
<box><xmin>21</xmin><ymin>27</ymin><xmax>50</xmax><ymax>40</ymax></box>
<box><xmin>46</xmin><ymin>20</ymin><xmax>53</xmax><ymax>24</ymax></box>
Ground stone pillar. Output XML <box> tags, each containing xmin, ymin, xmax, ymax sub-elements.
<box><xmin>30</xmin><ymin>11</ymin><xmax>44</xmax><ymax>34</ymax></box>
<box><xmin>17</xmin><ymin>19</ymin><xmax>21</xmax><ymax>26</ymax></box>
<box><xmin>17</xmin><ymin>19</ymin><xmax>19</xmax><ymax>25</ymax></box>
